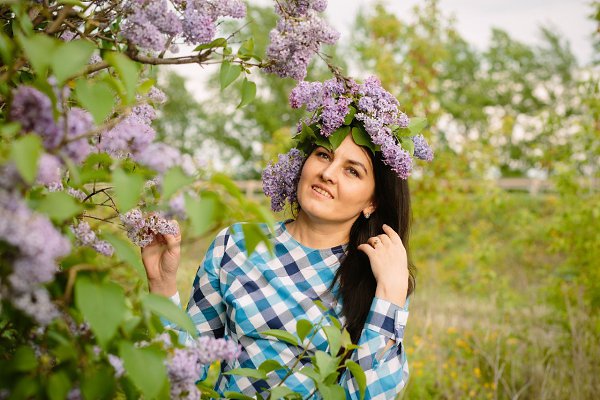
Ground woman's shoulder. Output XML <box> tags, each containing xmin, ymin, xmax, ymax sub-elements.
<box><xmin>216</xmin><ymin>221</ymin><xmax>282</xmax><ymax>245</ymax></box>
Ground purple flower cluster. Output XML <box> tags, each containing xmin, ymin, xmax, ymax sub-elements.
<box><xmin>122</xmin><ymin>0</ymin><xmax>246</xmax><ymax>51</ymax></box>
<box><xmin>120</xmin><ymin>209</ymin><xmax>179</xmax><ymax>248</ymax></box>
<box><xmin>0</xmin><ymin>189</ymin><xmax>70</xmax><ymax>325</ymax></box>
<box><xmin>166</xmin><ymin>336</ymin><xmax>240</xmax><ymax>400</ymax></box>
<box><xmin>71</xmin><ymin>220</ymin><xmax>114</xmax><ymax>257</ymax></box>
<box><xmin>262</xmin><ymin>148</ymin><xmax>305</xmax><ymax>212</ymax></box>
<box><xmin>286</xmin><ymin>76</ymin><xmax>434</xmax><ymax>180</ymax></box>
<box><xmin>10</xmin><ymin>86</ymin><xmax>95</xmax><ymax>167</ymax></box>
<box><xmin>97</xmin><ymin>109</ymin><xmax>156</xmax><ymax>159</ymax></box>
<box><xmin>412</xmin><ymin>134</ymin><xmax>434</xmax><ymax>162</ymax></box>
<box><xmin>265</xmin><ymin>2</ymin><xmax>339</xmax><ymax>80</ymax></box>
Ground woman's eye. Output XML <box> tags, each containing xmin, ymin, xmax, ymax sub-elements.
<box><xmin>347</xmin><ymin>168</ymin><xmax>359</xmax><ymax>177</ymax></box>
<box><xmin>317</xmin><ymin>151</ymin><xmax>330</xmax><ymax>160</ymax></box>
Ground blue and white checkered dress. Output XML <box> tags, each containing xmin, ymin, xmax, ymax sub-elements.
<box><xmin>170</xmin><ymin>221</ymin><xmax>409</xmax><ymax>399</ymax></box>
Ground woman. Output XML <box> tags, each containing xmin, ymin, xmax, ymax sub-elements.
<box><xmin>142</xmin><ymin>77</ymin><xmax>432</xmax><ymax>399</ymax></box>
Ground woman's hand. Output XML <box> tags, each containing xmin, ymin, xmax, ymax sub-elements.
<box><xmin>141</xmin><ymin>221</ymin><xmax>181</xmax><ymax>297</ymax></box>
<box><xmin>357</xmin><ymin>224</ymin><xmax>409</xmax><ymax>307</ymax></box>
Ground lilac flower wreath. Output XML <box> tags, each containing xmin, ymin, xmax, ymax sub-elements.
<box><xmin>262</xmin><ymin>76</ymin><xmax>434</xmax><ymax>212</ymax></box>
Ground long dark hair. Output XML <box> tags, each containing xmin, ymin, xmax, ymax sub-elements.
<box><xmin>331</xmin><ymin>152</ymin><xmax>415</xmax><ymax>344</ymax></box>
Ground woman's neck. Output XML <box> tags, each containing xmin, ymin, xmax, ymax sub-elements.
<box><xmin>286</xmin><ymin>211</ymin><xmax>354</xmax><ymax>249</ymax></box>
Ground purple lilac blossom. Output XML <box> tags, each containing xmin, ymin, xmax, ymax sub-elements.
<box><xmin>97</xmin><ymin>114</ymin><xmax>156</xmax><ymax>158</ymax></box>
<box><xmin>63</xmin><ymin>107</ymin><xmax>94</xmax><ymax>163</ymax></box>
<box><xmin>10</xmin><ymin>86</ymin><xmax>60</xmax><ymax>149</ymax></box>
<box><xmin>107</xmin><ymin>354</ymin><xmax>125</xmax><ymax>378</ymax></box>
<box><xmin>120</xmin><ymin>209</ymin><xmax>179</xmax><ymax>248</ymax></box>
<box><xmin>289</xmin><ymin>81</ymin><xmax>324</xmax><ymax>111</ymax></box>
<box><xmin>92</xmin><ymin>240</ymin><xmax>114</xmax><ymax>257</ymax></box>
<box><xmin>181</xmin><ymin>0</ymin><xmax>246</xmax><ymax>45</ymax></box>
<box><xmin>412</xmin><ymin>134</ymin><xmax>434</xmax><ymax>161</ymax></box>
<box><xmin>132</xmin><ymin>103</ymin><xmax>157</xmax><ymax>124</ymax></box>
<box><xmin>262</xmin><ymin>148</ymin><xmax>305</xmax><ymax>212</ymax></box>
<box><xmin>122</xmin><ymin>0</ymin><xmax>181</xmax><ymax>51</ymax></box>
<box><xmin>319</xmin><ymin>96</ymin><xmax>351</xmax><ymax>137</ymax></box>
<box><xmin>67</xmin><ymin>187</ymin><xmax>87</xmax><ymax>202</ymax></box>
<box><xmin>36</xmin><ymin>154</ymin><xmax>62</xmax><ymax>186</ymax></box>
<box><xmin>148</xmin><ymin>87</ymin><xmax>167</xmax><ymax>104</ymax></box>
<box><xmin>265</xmin><ymin>9</ymin><xmax>339</xmax><ymax>80</ymax></box>
<box><xmin>0</xmin><ymin>189</ymin><xmax>67</xmax><ymax>326</ymax></box>
<box><xmin>71</xmin><ymin>221</ymin><xmax>96</xmax><ymax>246</ymax></box>
<box><xmin>134</xmin><ymin>143</ymin><xmax>182</xmax><ymax>173</ymax></box>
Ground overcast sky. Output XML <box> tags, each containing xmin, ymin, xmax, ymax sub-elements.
<box><xmin>325</xmin><ymin>0</ymin><xmax>596</xmax><ymax>64</ymax></box>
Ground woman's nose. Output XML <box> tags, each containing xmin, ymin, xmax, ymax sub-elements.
<box><xmin>320</xmin><ymin>163</ymin><xmax>338</xmax><ymax>184</ymax></box>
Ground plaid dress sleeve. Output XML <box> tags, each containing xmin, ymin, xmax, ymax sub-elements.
<box><xmin>340</xmin><ymin>296</ymin><xmax>410</xmax><ymax>400</ymax></box>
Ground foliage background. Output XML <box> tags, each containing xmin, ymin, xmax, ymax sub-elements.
<box><xmin>162</xmin><ymin>1</ymin><xmax>600</xmax><ymax>399</ymax></box>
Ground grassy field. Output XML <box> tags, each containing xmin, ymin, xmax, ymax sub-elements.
<box><xmin>174</xmin><ymin>182</ymin><xmax>599</xmax><ymax>399</ymax></box>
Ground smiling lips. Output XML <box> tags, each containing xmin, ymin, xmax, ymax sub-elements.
<box><xmin>311</xmin><ymin>185</ymin><xmax>334</xmax><ymax>199</ymax></box>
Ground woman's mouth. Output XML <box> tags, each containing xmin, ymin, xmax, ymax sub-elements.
<box><xmin>311</xmin><ymin>185</ymin><xmax>333</xmax><ymax>199</ymax></box>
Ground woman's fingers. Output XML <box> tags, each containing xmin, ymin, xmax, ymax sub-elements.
<box><xmin>382</xmin><ymin>224</ymin><xmax>402</xmax><ymax>244</ymax></box>
<box><xmin>357</xmin><ymin>243</ymin><xmax>376</xmax><ymax>256</ymax></box>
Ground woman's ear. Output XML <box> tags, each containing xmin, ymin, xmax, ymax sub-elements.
<box><xmin>362</xmin><ymin>203</ymin><xmax>376</xmax><ymax>218</ymax></box>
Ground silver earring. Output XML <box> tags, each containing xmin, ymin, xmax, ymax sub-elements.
<box><xmin>364</xmin><ymin>212</ymin><xmax>371</xmax><ymax>219</ymax></box>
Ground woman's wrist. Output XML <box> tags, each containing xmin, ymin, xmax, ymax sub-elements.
<box><xmin>148</xmin><ymin>278</ymin><xmax>178</xmax><ymax>297</ymax></box>
<box><xmin>375</xmin><ymin>283</ymin><xmax>408</xmax><ymax>308</ymax></box>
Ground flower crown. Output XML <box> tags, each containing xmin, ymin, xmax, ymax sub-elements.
<box><xmin>262</xmin><ymin>76</ymin><xmax>433</xmax><ymax>212</ymax></box>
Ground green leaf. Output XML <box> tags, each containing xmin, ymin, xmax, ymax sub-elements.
<box><xmin>343</xmin><ymin>105</ymin><xmax>357</xmax><ymax>125</ymax></box>
<box><xmin>400</xmin><ymin>137</ymin><xmax>415</xmax><ymax>156</ymax></box>
<box><xmin>193</xmin><ymin>37</ymin><xmax>227</xmax><ymax>52</ymax></box>
<box><xmin>51</xmin><ymin>40</ymin><xmax>95</xmax><ymax>84</ymax></box>
<box><xmin>298</xmin><ymin>366</ymin><xmax>320</xmax><ymax>381</ymax></box>
<box><xmin>329</xmin><ymin>126</ymin><xmax>350</xmax><ymax>150</ymax></box>
<box><xmin>47</xmin><ymin>371</ymin><xmax>71</xmax><ymax>400</ymax></box>
<box><xmin>296</xmin><ymin>319</ymin><xmax>313</xmax><ymax>342</ymax></box>
<box><xmin>17</xmin><ymin>33</ymin><xmax>58</xmax><ymax>76</ymax></box>
<box><xmin>75</xmin><ymin>79</ymin><xmax>115</xmax><ymax>124</ymax></box>
<box><xmin>313</xmin><ymin>299</ymin><xmax>328</xmax><ymax>312</ymax></box>
<box><xmin>12</xmin><ymin>346</ymin><xmax>37</xmax><ymax>372</ymax></box>
<box><xmin>237</xmin><ymin>38</ymin><xmax>254</xmax><ymax>58</ymax></box>
<box><xmin>315</xmin><ymin>351</ymin><xmax>337</xmax><ymax>379</ymax></box>
<box><xmin>344</xmin><ymin>360</ymin><xmax>367</xmax><ymax>400</ymax></box>
<box><xmin>224</xmin><ymin>368</ymin><xmax>267</xmax><ymax>380</ymax></box>
<box><xmin>219</xmin><ymin>61</ymin><xmax>242</xmax><ymax>90</ymax></box>
<box><xmin>141</xmin><ymin>293</ymin><xmax>198</xmax><ymax>338</ymax></box>
<box><xmin>34</xmin><ymin>191</ymin><xmax>83</xmax><ymax>222</ymax></box>
<box><xmin>198</xmin><ymin>383</ymin><xmax>221</xmax><ymax>399</ymax></box>
<box><xmin>119</xmin><ymin>342</ymin><xmax>168</xmax><ymax>400</ymax></box>
<box><xmin>323</xmin><ymin>325</ymin><xmax>342</xmax><ymax>356</ymax></box>
<box><xmin>238</xmin><ymin>78</ymin><xmax>256</xmax><ymax>108</ymax></box>
<box><xmin>102</xmin><ymin>232</ymin><xmax>145</xmax><ymax>277</ymax></box>
<box><xmin>104</xmin><ymin>52</ymin><xmax>139</xmax><ymax>103</ymax></box>
<box><xmin>328</xmin><ymin>315</ymin><xmax>342</xmax><ymax>330</ymax></box>
<box><xmin>259</xmin><ymin>360</ymin><xmax>287</xmax><ymax>374</ymax></box>
<box><xmin>269</xmin><ymin>386</ymin><xmax>294</xmax><ymax>399</ymax></box>
<box><xmin>316</xmin><ymin>382</ymin><xmax>345</xmax><ymax>400</ymax></box>
<box><xmin>112</xmin><ymin>168</ymin><xmax>145</xmax><ymax>212</ymax></box>
<box><xmin>340</xmin><ymin>328</ymin><xmax>353</xmax><ymax>349</ymax></box>
<box><xmin>10</xmin><ymin>134</ymin><xmax>42</xmax><ymax>184</ymax></box>
<box><xmin>351</xmin><ymin>126</ymin><xmax>376</xmax><ymax>154</ymax></box>
<box><xmin>81</xmin><ymin>365</ymin><xmax>116</xmax><ymax>400</ymax></box>
<box><xmin>162</xmin><ymin>166</ymin><xmax>195</xmax><ymax>200</ymax></box>
<box><xmin>260</xmin><ymin>329</ymin><xmax>299</xmax><ymax>346</ymax></box>
<box><xmin>211</xmin><ymin>173</ymin><xmax>243</xmax><ymax>200</ymax></box>
<box><xmin>241</xmin><ymin>222</ymin><xmax>268</xmax><ymax>257</ymax></box>
<box><xmin>0</xmin><ymin>32</ymin><xmax>15</xmax><ymax>65</ymax></box>
<box><xmin>185</xmin><ymin>192</ymin><xmax>221</xmax><ymax>236</ymax></box>
<box><xmin>408</xmin><ymin>117</ymin><xmax>428</xmax><ymax>135</ymax></box>
<box><xmin>203</xmin><ymin>360</ymin><xmax>221</xmax><ymax>387</ymax></box>
<box><xmin>224</xmin><ymin>391</ymin><xmax>255</xmax><ymax>400</ymax></box>
<box><xmin>75</xmin><ymin>276</ymin><xmax>127</xmax><ymax>347</ymax></box>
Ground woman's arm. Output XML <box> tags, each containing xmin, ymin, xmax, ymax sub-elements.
<box><xmin>340</xmin><ymin>296</ymin><xmax>410</xmax><ymax>400</ymax></box>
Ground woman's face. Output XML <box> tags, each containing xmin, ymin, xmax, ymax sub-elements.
<box><xmin>297</xmin><ymin>134</ymin><xmax>376</xmax><ymax>225</ymax></box>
